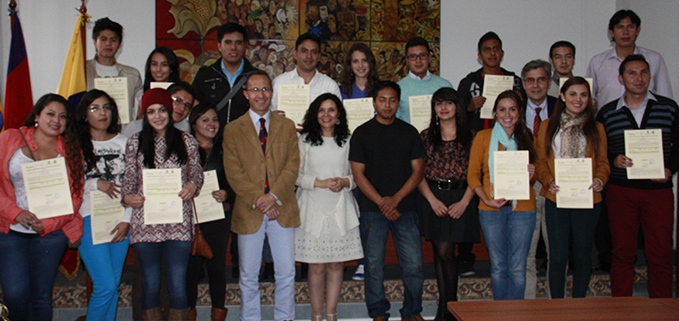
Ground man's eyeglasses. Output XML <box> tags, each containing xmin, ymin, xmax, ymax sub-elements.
<box><xmin>172</xmin><ymin>96</ymin><xmax>193</xmax><ymax>110</ymax></box>
<box><xmin>407</xmin><ymin>53</ymin><xmax>429</xmax><ymax>61</ymax></box>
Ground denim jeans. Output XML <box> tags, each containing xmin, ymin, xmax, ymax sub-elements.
<box><xmin>78</xmin><ymin>216</ymin><xmax>129</xmax><ymax>320</ymax></box>
<box><xmin>0</xmin><ymin>229</ymin><xmax>68</xmax><ymax>320</ymax></box>
<box><xmin>479</xmin><ymin>207</ymin><xmax>536</xmax><ymax>300</ymax></box>
<box><xmin>360</xmin><ymin>211</ymin><xmax>424</xmax><ymax>319</ymax></box>
<box><xmin>133</xmin><ymin>240</ymin><xmax>191</xmax><ymax>310</ymax></box>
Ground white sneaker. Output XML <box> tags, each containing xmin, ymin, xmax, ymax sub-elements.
<box><xmin>352</xmin><ymin>264</ymin><xmax>365</xmax><ymax>281</ymax></box>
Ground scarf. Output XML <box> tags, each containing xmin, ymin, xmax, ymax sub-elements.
<box><xmin>488</xmin><ymin>122</ymin><xmax>518</xmax><ymax>208</ymax></box>
<box><xmin>559</xmin><ymin>112</ymin><xmax>587</xmax><ymax>158</ymax></box>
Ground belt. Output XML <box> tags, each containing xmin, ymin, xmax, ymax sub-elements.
<box><xmin>426</xmin><ymin>178</ymin><xmax>467</xmax><ymax>191</ymax></box>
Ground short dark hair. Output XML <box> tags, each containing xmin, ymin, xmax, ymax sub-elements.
<box><xmin>243</xmin><ymin>70</ymin><xmax>272</xmax><ymax>89</ymax></box>
<box><xmin>521</xmin><ymin>59</ymin><xmax>552</xmax><ymax>80</ymax></box>
<box><xmin>619</xmin><ymin>54</ymin><xmax>649</xmax><ymax>76</ymax></box>
<box><xmin>295</xmin><ymin>33</ymin><xmax>322</xmax><ymax>50</ymax></box>
<box><xmin>549</xmin><ymin>40</ymin><xmax>576</xmax><ymax>58</ymax></box>
<box><xmin>477</xmin><ymin>31</ymin><xmax>502</xmax><ymax>54</ymax></box>
<box><xmin>370</xmin><ymin>81</ymin><xmax>401</xmax><ymax>101</ymax></box>
<box><xmin>92</xmin><ymin>17</ymin><xmax>123</xmax><ymax>41</ymax></box>
<box><xmin>405</xmin><ymin>37</ymin><xmax>430</xmax><ymax>54</ymax></box>
<box><xmin>167</xmin><ymin>81</ymin><xmax>196</xmax><ymax>100</ymax></box>
<box><xmin>217</xmin><ymin>23</ymin><xmax>249</xmax><ymax>43</ymax></box>
<box><xmin>609</xmin><ymin>10</ymin><xmax>641</xmax><ymax>31</ymax></box>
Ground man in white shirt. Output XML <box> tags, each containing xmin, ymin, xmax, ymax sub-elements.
<box><xmin>270</xmin><ymin>33</ymin><xmax>340</xmax><ymax>114</ymax></box>
<box><xmin>86</xmin><ymin>17</ymin><xmax>143</xmax><ymax>124</ymax></box>
<box><xmin>586</xmin><ymin>10</ymin><xmax>672</xmax><ymax>108</ymax></box>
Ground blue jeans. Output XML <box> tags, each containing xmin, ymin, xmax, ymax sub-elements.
<box><xmin>479</xmin><ymin>207</ymin><xmax>536</xmax><ymax>300</ymax></box>
<box><xmin>360</xmin><ymin>211</ymin><xmax>424</xmax><ymax>319</ymax></box>
<box><xmin>133</xmin><ymin>240</ymin><xmax>191</xmax><ymax>310</ymax></box>
<box><xmin>0</xmin><ymin>229</ymin><xmax>68</xmax><ymax>320</ymax></box>
<box><xmin>78</xmin><ymin>216</ymin><xmax>129</xmax><ymax>320</ymax></box>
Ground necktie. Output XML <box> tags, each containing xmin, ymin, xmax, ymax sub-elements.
<box><xmin>259</xmin><ymin>118</ymin><xmax>270</xmax><ymax>193</ymax></box>
<box><xmin>533</xmin><ymin>107</ymin><xmax>542</xmax><ymax>137</ymax></box>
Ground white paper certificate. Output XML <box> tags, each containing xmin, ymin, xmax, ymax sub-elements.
<box><xmin>624</xmin><ymin>129</ymin><xmax>665</xmax><ymax>179</ymax></box>
<box><xmin>90</xmin><ymin>191</ymin><xmax>125</xmax><ymax>245</ymax></box>
<box><xmin>481</xmin><ymin>75</ymin><xmax>514</xmax><ymax>119</ymax></box>
<box><xmin>409</xmin><ymin>95</ymin><xmax>432</xmax><ymax>133</ymax></box>
<box><xmin>493</xmin><ymin>150</ymin><xmax>530</xmax><ymax>200</ymax></box>
<box><xmin>150</xmin><ymin>82</ymin><xmax>173</xmax><ymax>89</ymax></box>
<box><xmin>143</xmin><ymin>168</ymin><xmax>183</xmax><ymax>224</ymax></box>
<box><xmin>194</xmin><ymin>170</ymin><xmax>224</xmax><ymax>223</ymax></box>
<box><xmin>555</xmin><ymin>158</ymin><xmax>593</xmax><ymax>209</ymax></box>
<box><xmin>343</xmin><ymin>98</ymin><xmax>374</xmax><ymax>133</ymax></box>
<box><xmin>277</xmin><ymin>84</ymin><xmax>310</xmax><ymax>126</ymax></box>
<box><xmin>21</xmin><ymin>157</ymin><xmax>74</xmax><ymax>219</ymax></box>
<box><xmin>95</xmin><ymin>77</ymin><xmax>130</xmax><ymax>124</ymax></box>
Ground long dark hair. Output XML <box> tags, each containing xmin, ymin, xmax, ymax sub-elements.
<box><xmin>143</xmin><ymin>46</ymin><xmax>180</xmax><ymax>92</ymax></box>
<box><xmin>138</xmin><ymin>106</ymin><xmax>187</xmax><ymax>168</ymax></box>
<box><xmin>74</xmin><ymin>90</ymin><xmax>121</xmax><ymax>172</ymax></box>
<box><xmin>300</xmin><ymin>93</ymin><xmax>350</xmax><ymax>147</ymax></box>
<box><xmin>340</xmin><ymin>43</ymin><xmax>380</xmax><ymax>98</ymax></box>
<box><xmin>493</xmin><ymin>90</ymin><xmax>536</xmax><ymax>162</ymax></box>
<box><xmin>544</xmin><ymin>77</ymin><xmax>600</xmax><ymax>158</ymax></box>
<box><xmin>23</xmin><ymin>94</ymin><xmax>83</xmax><ymax>194</ymax></box>
<box><xmin>427</xmin><ymin>87</ymin><xmax>473</xmax><ymax>151</ymax></box>
<box><xmin>189</xmin><ymin>103</ymin><xmax>220</xmax><ymax>165</ymax></box>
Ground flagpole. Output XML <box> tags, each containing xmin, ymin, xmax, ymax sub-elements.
<box><xmin>77</xmin><ymin>0</ymin><xmax>88</xmax><ymax>68</ymax></box>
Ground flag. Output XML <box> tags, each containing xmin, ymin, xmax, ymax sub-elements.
<box><xmin>57</xmin><ymin>14</ymin><xmax>88</xmax><ymax>109</ymax></box>
<box><xmin>4</xmin><ymin>9</ymin><xmax>33</xmax><ymax>130</ymax></box>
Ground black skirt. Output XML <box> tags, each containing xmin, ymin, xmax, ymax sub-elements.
<box><xmin>418</xmin><ymin>182</ymin><xmax>480</xmax><ymax>243</ymax></box>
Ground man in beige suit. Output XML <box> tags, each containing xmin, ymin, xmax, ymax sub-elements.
<box><xmin>223</xmin><ymin>70</ymin><xmax>300</xmax><ymax>321</ymax></box>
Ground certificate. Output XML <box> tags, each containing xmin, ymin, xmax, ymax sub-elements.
<box><xmin>194</xmin><ymin>170</ymin><xmax>224</xmax><ymax>223</ymax></box>
<box><xmin>481</xmin><ymin>75</ymin><xmax>514</xmax><ymax>119</ymax></box>
<box><xmin>277</xmin><ymin>84</ymin><xmax>310</xmax><ymax>126</ymax></box>
<box><xmin>142</xmin><ymin>168</ymin><xmax>183</xmax><ymax>224</ymax></box>
<box><xmin>150</xmin><ymin>82</ymin><xmax>173</xmax><ymax>89</ymax></box>
<box><xmin>492</xmin><ymin>150</ymin><xmax>530</xmax><ymax>200</ymax></box>
<box><xmin>343</xmin><ymin>98</ymin><xmax>374</xmax><ymax>133</ymax></box>
<box><xmin>21</xmin><ymin>157</ymin><xmax>74</xmax><ymax>219</ymax></box>
<box><xmin>409</xmin><ymin>95</ymin><xmax>432</xmax><ymax>133</ymax></box>
<box><xmin>624</xmin><ymin>129</ymin><xmax>665</xmax><ymax>179</ymax></box>
<box><xmin>95</xmin><ymin>77</ymin><xmax>130</xmax><ymax>124</ymax></box>
<box><xmin>559</xmin><ymin>77</ymin><xmax>593</xmax><ymax>94</ymax></box>
<box><xmin>555</xmin><ymin>158</ymin><xmax>593</xmax><ymax>209</ymax></box>
<box><xmin>90</xmin><ymin>191</ymin><xmax>126</xmax><ymax>245</ymax></box>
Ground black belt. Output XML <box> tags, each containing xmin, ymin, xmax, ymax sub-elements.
<box><xmin>426</xmin><ymin>178</ymin><xmax>467</xmax><ymax>191</ymax></box>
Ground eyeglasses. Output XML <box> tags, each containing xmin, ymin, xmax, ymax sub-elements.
<box><xmin>172</xmin><ymin>96</ymin><xmax>193</xmax><ymax>110</ymax></box>
<box><xmin>88</xmin><ymin>104</ymin><xmax>113</xmax><ymax>113</ymax></box>
<box><xmin>524</xmin><ymin>77</ymin><xmax>549</xmax><ymax>85</ymax></box>
<box><xmin>246</xmin><ymin>87</ymin><xmax>272</xmax><ymax>93</ymax></box>
<box><xmin>407</xmin><ymin>53</ymin><xmax>429</xmax><ymax>61</ymax></box>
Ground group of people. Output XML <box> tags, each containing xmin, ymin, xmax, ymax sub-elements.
<box><xmin>0</xmin><ymin>8</ymin><xmax>677</xmax><ymax>321</ymax></box>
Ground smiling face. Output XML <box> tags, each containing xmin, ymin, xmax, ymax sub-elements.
<box><xmin>478</xmin><ymin>39</ymin><xmax>504</xmax><ymax>69</ymax></box>
<box><xmin>145</xmin><ymin>104</ymin><xmax>170</xmax><ymax>135</ymax></box>
<box><xmin>434</xmin><ymin>99</ymin><xmax>457</xmax><ymax>122</ymax></box>
<box><xmin>373</xmin><ymin>87</ymin><xmax>399</xmax><ymax>122</ymax></box>
<box><xmin>561</xmin><ymin>84</ymin><xmax>590</xmax><ymax>116</ymax></box>
<box><xmin>619</xmin><ymin>60</ymin><xmax>650</xmax><ymax>96</ymax></box>
<box><xmin>171</xmin><ymin>89</ymin><xmax>194</xmax><ymax>123</ymax></box>
<box><xmin>193</xmin><ymin>108</ymin><xmax>219</xmax><ymax>141</ymax></box>
<box><xmin>94</xmin><ymin>29</ymin><xmax>121</xmax><ymax>61</ymax></box>
<box><xmin>522</xmin><ymin>67</ymin><xmax>551</xmax><ymax>105</ymax></box>
<box><xmin>495</xmin><ymin>97</ymin><xmax>520</xmax><ymax>135</ymax></box>
<box><xmin>550</xmin><ymin>46</ymin><xmax>575</xmax><ymax>78</ymax></box>
<box><xmin>218</xmin><ymin>32</ymin><xmax>246</xmax><ymax>67</ymax></box>
<box><xmin>317</xmin><ymin>99</ymin><xmax>339</xmax><ymax>135</ymax></box>
<box><xmin>243</xmin><ymin>74</ymin><xmax>273</xmax><ymax>116</ymax></box>
<box><xmin>35</xmin><ymin>102</ymin><xmax>68</xmax><ymax>137</ymax></box>
<box><xmin>150</xmin><ymin>52</ymin><xmax>171</xmax><ymax>82</ymax></box>
<box><xmin>86</xmin><ymin>96</ymin><xmax>113</xmax><ymax>132</ymax></box>
<box><xmin>350</xmin><ymin>50</ymin><xmax>369</xmax><ymax>79</ymax></box>
<box><xmin>294</xmin><ymin>39</ymin><xmax>320</xmax><ymax>73</ymax></box>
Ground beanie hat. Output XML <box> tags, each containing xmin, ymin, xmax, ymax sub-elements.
<box><xmin>141</xmin><ymin>88</ymin><xmax>174</xmax><ymax>114</ymax></box>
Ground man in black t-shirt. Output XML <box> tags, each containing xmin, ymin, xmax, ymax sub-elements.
<box><xmin>349</xmin><ymin>81</ymin><xmax>426</xmax><ymax>321</ymax></box>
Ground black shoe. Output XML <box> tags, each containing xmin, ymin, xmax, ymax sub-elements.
<box><xmin>458</xmin><ymin>261</ymin><xmax>476</xmax><ymax>277</ymax></box>
<box><xmin>594</xmin><ymin>262</ymin><xmax>610</xmax><ymax>273</ymax></box>
<box><xmin>231</xmin><ymin>266</ymin><xmax>239</xmax><ymax>279</ymax></box>
<box><xmin>260</xmin><ymin>262</ymin><xmax>274</xmax><ymax>282</ymax></box>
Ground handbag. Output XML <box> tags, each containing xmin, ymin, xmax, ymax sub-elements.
<box><xmin>191</xmin><ymin>198</ymin><xmax>214</xmax><ymax>259</ymax></box>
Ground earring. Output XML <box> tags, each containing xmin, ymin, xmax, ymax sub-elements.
<box><xmin>435</xmin><ymin>116</ymin><xmax>439</xmax><ymax>126</ymax></box>
<box><xmin>34</xmin><ymin>122</ymin><xmax>38</xmax><ymax>127</ymax></box>
<box><xmin>336</xmin><ymin>119</ymin><xmax>340</xmax><ymax>125</ymax></box>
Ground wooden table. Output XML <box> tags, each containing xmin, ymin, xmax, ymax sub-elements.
<box><xmin>448</xmin><ymin>297</ymin><xmax>679</xmax><ymax>320</ymax></box>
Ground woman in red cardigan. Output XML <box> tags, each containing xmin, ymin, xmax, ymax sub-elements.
<box><xmin>0</xmin><ymin>94</ymin><xmax>84</xmax><ymax>321</ymax></box>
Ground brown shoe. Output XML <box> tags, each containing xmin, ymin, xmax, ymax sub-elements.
<box><xmin>168</xmin><ymin>308</ymin><xmax>189</xmax><ymax>321</ymax></box>
<box><xmin>373</xmin><ymin>317</ymin><xmax>387</xmax><ymax>321</ymax></box>
<box><xmin>402</xmin><ymin>316</ymin><xmax>426</xmax><ymax>321</ymax></box>
<box><xmin>211</xmin><ymin>307</ymin><xmax>228</xmax><ymax>321</ymax></box>
<box><xmin>142</xmin><ymin>307</ymin><xmax>163</xmax><ymax>321</ymax></box>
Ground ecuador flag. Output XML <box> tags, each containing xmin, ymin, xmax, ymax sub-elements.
<box><xmin>3</xmin><ymin>9</ymin><xmax>33</xmax><ymax>130</ymax></box>
<box><xmin>57</xmin><ymin>14</ymin><xmax>88</xmax><ymax>109</ymax></box>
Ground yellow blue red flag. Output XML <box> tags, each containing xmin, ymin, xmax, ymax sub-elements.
<box><xmin>57</xmin><ymin>14</ymin><xmax>88</xmax><ymax>109</ymax></box>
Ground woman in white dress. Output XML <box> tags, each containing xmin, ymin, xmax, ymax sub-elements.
<box><xmin>296</xmin><ymin>93</ymin><xmax>363</xmax><ymax>321</ymax></box>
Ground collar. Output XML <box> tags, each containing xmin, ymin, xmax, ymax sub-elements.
<box><xmin>249</xmin><ymin>109</ymin><xmax>271</xmax><ymax>129</ymax></box>
<box><xmin>294</xmin><ymin>67</ymin><xmax>318</xmax><ymax>84</ymax></box>
<box><xmin>527</xmin><ymin>97</ymin><xmax>548</xmax><ymax>111</ymax></box>
<box><xmin>606</xmin><ymin>46</ymin><xmax>640</xmax><ymax>62</ymax></box>
<box><xmin>408</xmin><ymin>70</ymin><xmax>432</xmax><ymax>81</ymax></box>
<box><xmin>616</xmin><ymin>91</ymin><xmax>656</xmax><ymax>110</ymax></box>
